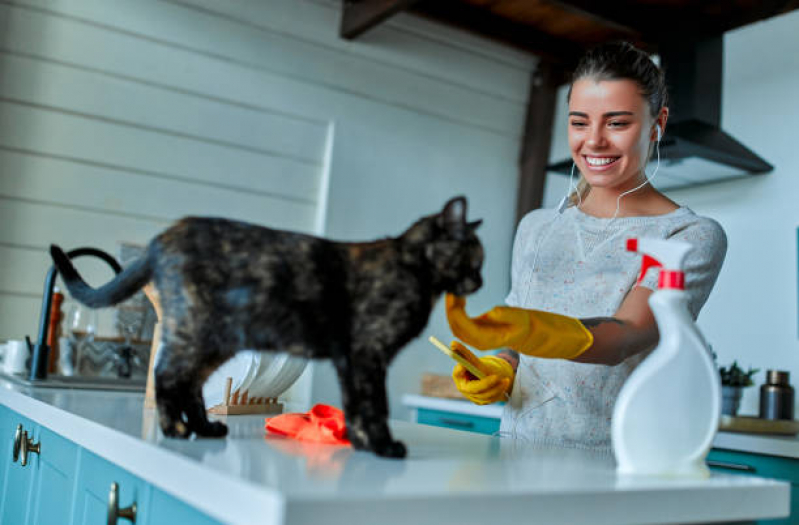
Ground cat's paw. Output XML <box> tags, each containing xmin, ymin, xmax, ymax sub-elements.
<box><xmin>373</xmin><ymin>439</ymin><xmax>407</xmax><ymax>459</ymax></box>
<box><xmin>196</xmin><ymin>421</ymin><xmax>228</xmax><ymax>438</ymax></box>
<box><xmin>161</xmin><ymin>419</ymin><xmax>192</xmax><ymax>439</ymax></box>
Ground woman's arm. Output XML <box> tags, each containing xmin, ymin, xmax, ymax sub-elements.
<box><xmin>572</xmin><ymin>286</ymin><xmax>659</xmax><ymax>366</ymax></box>
<box><xmin>496</xmin><ymin>349</ymin><xmax>519</xmax><ymax>370</ymax></box>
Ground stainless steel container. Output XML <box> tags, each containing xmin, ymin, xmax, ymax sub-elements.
<box><xmin>758</xmin><ymin>370</ymin><xmax>795</xmax><ymax>420</ymax></box>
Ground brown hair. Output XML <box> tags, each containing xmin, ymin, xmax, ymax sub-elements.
<box><xmin>566</xmin><ymin>42</ymin><xmax>668</xmax><ymax>204</ymax></box>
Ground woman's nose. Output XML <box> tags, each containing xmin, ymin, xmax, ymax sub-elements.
<box><xmin>586</xmin><ymin>125</ymin><xmax>606</xmax><ymax>148</ymax></box>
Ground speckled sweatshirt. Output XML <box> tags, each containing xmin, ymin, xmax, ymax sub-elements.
<box><xmin>499</xmin><ymin>205</ymin><xmax>727</xmax><ymax>451</ymax></box>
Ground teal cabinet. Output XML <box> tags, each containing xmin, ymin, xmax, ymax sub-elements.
<box><xmin>0</xmin><ymin>405</ymin><xmax>10</xmax><ymax>496</ymax></box>
<box><xmin>73</xmin><ymin>449</ymin><xmax>149</xmax><ymax>525</ymax></box>
<box><xmin>73</xmin><ymin>451</ymin><xmax>224</xmax><ymax>525</ymax></box>
<box><xmin>146</xmin><ymin>487</ymin><xmax>222</xmax><ymax>525</ymax></box>
<box><xmin>0</xmin><ymin>404</ymin><xmax>224</xmax><ymax>524</ymax></box>
<box><xmin>29</xmin><ymin>426</ymin><xmax>79</xmax><ymax>525</ymax></box>
<box><xmin>0</xmin><ymin>406</ymin><xmax>79</xmax><ymax>525</ymax></box>
<box><xmin>0</xmin><ymin>406</ymin><xmax>38</xmax><ymax>524</ymax></box>
<box><xmin>708</xmin><ymin>448</ymin><xmax>798</xmax><ymax>524</ymax></box>
<box><xmin>416</xmin><ymin>407</ymin><xmax>500</xmax><ymax>435</ymax></box>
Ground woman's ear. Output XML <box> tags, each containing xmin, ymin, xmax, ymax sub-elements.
<box><xmin>653</xmin><ymin>107</ymin><xmax>669</xmax><ymax>141</ymax></box>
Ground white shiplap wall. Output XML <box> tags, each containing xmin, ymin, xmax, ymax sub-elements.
<box><xmin>0</xmin><ymin>0</ymin><xmax>535</xmax><ymax>416</ymax></box>
<box><xmin>0</xmin><ymin>0</ymin><xmax>330</xmax><ymax>337</ymax></box>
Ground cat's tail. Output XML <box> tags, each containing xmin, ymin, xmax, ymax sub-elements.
<box><xmin>50</xmin><ymin>244</ymin><xmax>153</xmax><ymax>308</ymax></box>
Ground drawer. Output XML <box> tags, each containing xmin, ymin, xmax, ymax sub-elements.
<box><xmin>708</xmin><ymin>449</ymin><xmax>799</xmax><ymax>484</ymax></box>
<box><xmin>416</xmin><ymin>408</ymin><xmax>500</xmax><ymax>435</ymax></box>
<box><xmin>73</xmin><ymin>450</ymin><xmax>148</xmax><ymax>525</ymax></box>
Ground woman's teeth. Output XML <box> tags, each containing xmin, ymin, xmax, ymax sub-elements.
<box><xmin>586</xmin><ymin>157</ymin><xmax>619</xmax><ymax>166</ymax></box>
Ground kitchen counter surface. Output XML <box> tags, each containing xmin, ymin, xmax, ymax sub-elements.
<box><xmin>404</xmin><ymin>394</ymin><xmax>799</xmax><ymax>460</ymax></box>
<box><xmin>0</xmin><ymin>379</ymin><xmax>791</xmax><ymax>525</ymax></box>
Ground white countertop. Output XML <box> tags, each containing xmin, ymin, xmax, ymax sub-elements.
<box><xmin>0</xmin><ymin>380</ymin><xmax>791</xmax><ymax>525</ymax></box>
<box><xmin>404</xmin><ymin>394</ymin><xmax>799</xmax><ymax>460</ymax></box>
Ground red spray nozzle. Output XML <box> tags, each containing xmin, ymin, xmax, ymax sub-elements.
<box><xmin>627</xmin><ymin>237</ymin><xmax>692</xmax><ymax>290</ymax></box>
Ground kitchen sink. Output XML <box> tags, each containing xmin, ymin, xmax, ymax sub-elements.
<box><xmin>0</xmin><ymin>371</ymin><xmax>145</xmax><ymax>392</ymax></box>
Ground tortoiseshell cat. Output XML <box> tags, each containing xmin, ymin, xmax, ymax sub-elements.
<box><xmin>51</xmin><ymin>196</ymin><xmax>483</xmax><ymax>457</ymax></box>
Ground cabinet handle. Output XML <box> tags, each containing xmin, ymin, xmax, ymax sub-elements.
<box><xmin>20</xmin><ymin>430</ymin><xmax>40</xmax><ymax>467</ymax></box>
<box><xmin>12</xmin><ymin>424</ymin><xmax>23</xmax><ymax>463</ymax></box>
<box><xmin>107</xmin><ymin>482</ymin><xmax>137</xmax><ymax>525</ymax></box>
<box><xmin>439</xmin><ymin>417</ymin><xmax>475</xmax><ymax>429</ymax></box>
<box><xmin>706</xmin><ymin>460</ymin><xmax>756</xmax><ymax>473</ymax></box>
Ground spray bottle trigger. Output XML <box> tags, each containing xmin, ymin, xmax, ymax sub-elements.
<box><xmin>636</xmin><ymin>255</ymin><xmax>662</xmax><ymax>285</ymax></box>
<box><xmin>628</xmin><ymin>239</ymin><xmax>663</xmax><ymax>285</ymax></box>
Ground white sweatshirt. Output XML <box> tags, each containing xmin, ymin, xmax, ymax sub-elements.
<box><xmin>500</xmin><ymin>205</ymin><xmax>727</xmax><ymax>451</ymax></box>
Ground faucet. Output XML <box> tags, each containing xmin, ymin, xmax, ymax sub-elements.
<box><xmin>28</xmin><ymin>247</ymin><xmax>122</xmax><ymax>380</ymax></box>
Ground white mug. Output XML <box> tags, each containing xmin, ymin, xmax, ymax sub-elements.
<box><xmin>3</xmin><ymin>340</ymin><xmax>29</xmax><ymax>375</ymax></box>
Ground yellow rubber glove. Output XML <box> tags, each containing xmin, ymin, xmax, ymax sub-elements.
<box><xmin>451</xmin><ymin>342</ymin><xmax>514</xmax><ymax>405</ymax></box>
<box><xmin>445</xmin><ymin>294</ymin><xmax>594</xmax><ymax>360</ymax></box>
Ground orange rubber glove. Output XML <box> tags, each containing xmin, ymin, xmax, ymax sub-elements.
<box><xmin>446</xmin><ymin>294</ymin><xmax>593</xmax><ymax>360</ymax></box>
<box><xmin>451</xmin><ymin>341</ymin><xmax>514</xmax><ymax>405</ymax></box>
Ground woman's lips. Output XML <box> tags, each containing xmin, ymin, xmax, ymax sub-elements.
<box><xmin>583</xmin><ymin>155</ymin><xmax>620</xmax><ymax>172</ymax></box>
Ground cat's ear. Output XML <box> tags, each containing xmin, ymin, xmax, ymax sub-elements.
<box><xmin>439</xmin><ymin>196</ymin><xmax>467</xmax><ymax>235</ymax></box>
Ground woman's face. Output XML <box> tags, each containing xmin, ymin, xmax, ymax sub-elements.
<box><xmin>568</xmin><ymin>78</ymin><xmax>657</xmax><ymax>192</ymax></box>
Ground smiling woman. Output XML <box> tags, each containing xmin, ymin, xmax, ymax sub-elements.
<box><xmin>446</xmin><ymin>41</ymin><xmax>729</xmax><ymax>452</ymax></box>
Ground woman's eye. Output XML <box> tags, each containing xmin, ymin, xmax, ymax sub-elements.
<box><xmin>609</xmin><ymin>121</ymin><xmax>630</xmax><ymax>128</ymax></box>
<box><xmin>570</xmin><ymin>121</ymin><xmax>587</xmax><ymax>128</ymax></box>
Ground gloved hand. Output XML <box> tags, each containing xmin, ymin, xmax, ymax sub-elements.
<box><xmin>446</xmin><ymin>294</ymin><xmax>593</xmax><ymax>360</ymax></box>
<box><xmin>451</xmin><ymin>341</ymin><xmax>514</xmax><ymax>405</ymax></box>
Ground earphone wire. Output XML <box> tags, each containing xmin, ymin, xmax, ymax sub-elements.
<box><xmin>608</xmin><ymin>131</ymin><xmax>662</xmax><ymax>225</ymax></box>
<box><xmin>568</xmin><ymin>162</ymin><xmax>583</xmax><ymax>209</ymax></box>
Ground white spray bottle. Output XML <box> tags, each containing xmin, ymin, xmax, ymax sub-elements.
<box><xmin>611</xmin><ymin>238</ymin><xmax>720</xmax><ymax>477</ymax></box>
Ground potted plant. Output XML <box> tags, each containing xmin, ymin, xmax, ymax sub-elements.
<box><xmin>719</xmin><ymin>361</ymin><xmax>759</xmax><ymax>416</ymax></box>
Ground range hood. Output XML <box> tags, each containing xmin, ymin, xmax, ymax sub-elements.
<box><xmin>547</xmin><ymin>36</ymin><xmax>773</xmax><ymax>191</ymax></box>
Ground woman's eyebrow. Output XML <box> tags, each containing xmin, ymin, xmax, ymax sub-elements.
<box><xmin>568</xmin><ymin>111</ymin><xmax>635</xmax><ymax>118</ymax></box>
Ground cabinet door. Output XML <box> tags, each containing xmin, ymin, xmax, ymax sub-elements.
<box><xmin>29</xmin><ymin>426</ymin><xmax>79</xmax><ymax>525</ymax></box>
<box><xmin>0</xmin><ymin>407</ymin><xmax>37</xmax><ymax>524</ymax></box>
<box><xmin>145</xmin><ymin>487</ymin><xmax>221</xmax><ymax>525</ymax></box>
<box><xmin>73</xmin><ymin>450</ymin><xmax>149</xmax><ymax>525</ymax></box>
<box><xmin>0</xmin><ymin>405</ymin><xmax>13</xmax><ymax>500</ymax></box>
<box><xmin>708</xmin><ymin>448</ymin><xmax>797</xmax><ymax>524</ymax></box>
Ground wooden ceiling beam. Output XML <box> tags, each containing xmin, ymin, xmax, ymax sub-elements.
<box><xmin>545</xmin><ymin>0</ymin><xmax>799</xmax><ymax>40</ymax></box>
<box><xmin>542</xmin><ymin>0</ymin><xmax>642</xmax><ymax>40</ymax></box>
<box><xmin>340</xmin><ymin>0</ymin><xmax>422</xmax><ymax>40</ymax></box>
<box><xmin>411</xmin><ymin>0</ymin><xmax>585</xmax><ymax>66</ymax></box>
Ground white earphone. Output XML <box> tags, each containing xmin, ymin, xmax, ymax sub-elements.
<box><xmin>656</xmin><ymin>124</ymin><xmax>662</xmax><ymax>142</ymax></box>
